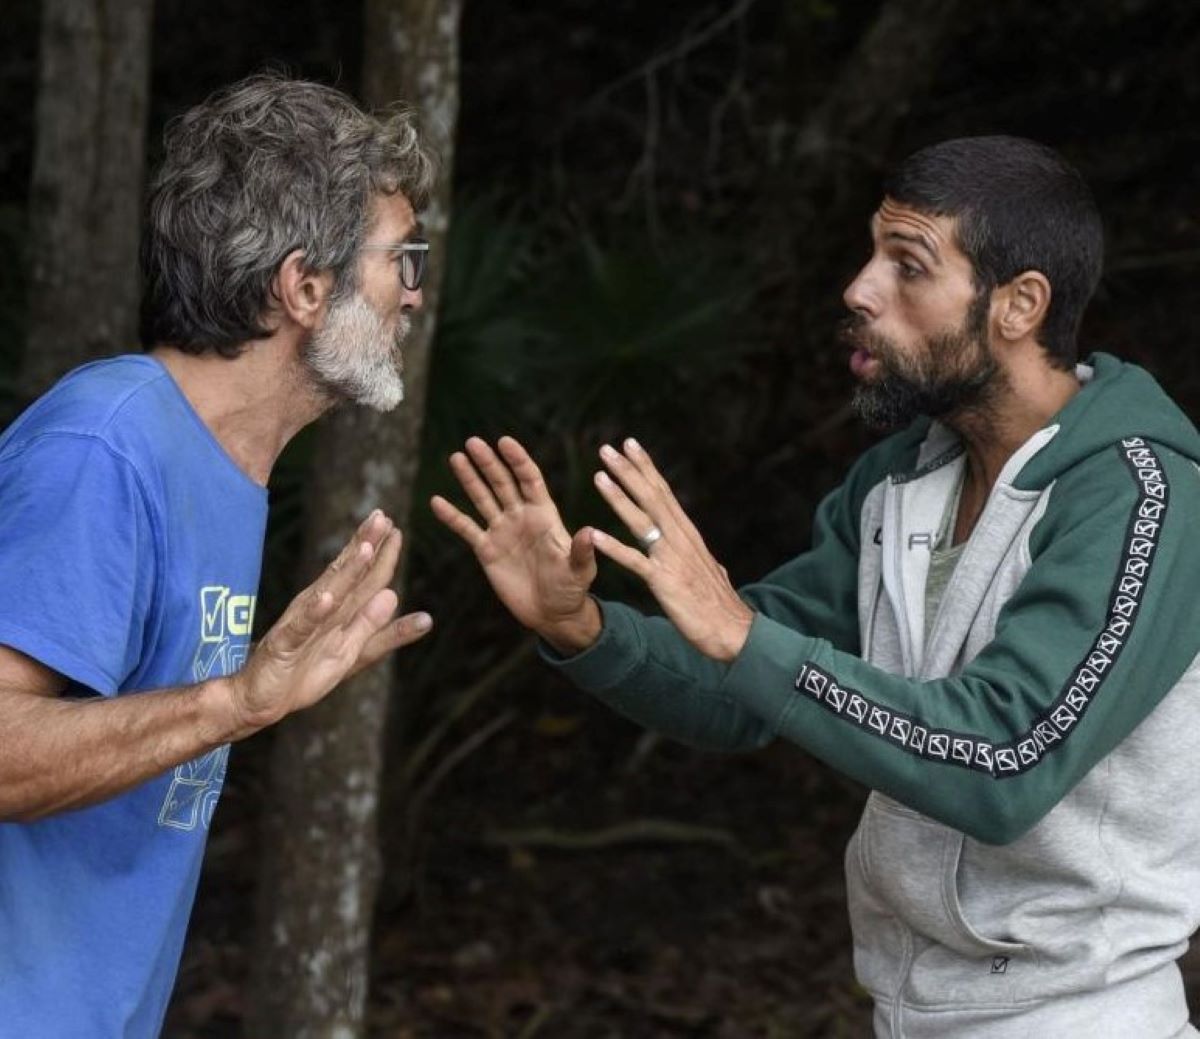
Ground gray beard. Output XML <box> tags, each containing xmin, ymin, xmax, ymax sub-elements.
<box><xmin>305</xmin><ymin>293</ymin><xmax>409</xmax><ymax>412</ymax></box>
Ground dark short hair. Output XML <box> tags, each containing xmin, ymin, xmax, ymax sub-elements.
<box><xmin>884</xmin><ymin>136</ymin><xmax>1103</xmax><ymax>369</ymax></box>
<box><xmin>140</xmin><ymin>72</ymin><xmax>436</xmax><ymax>356</ymax></box>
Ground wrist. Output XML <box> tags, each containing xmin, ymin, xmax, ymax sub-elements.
<box><xmin>713</xmin><ymin>604</ymin><xmax>755</xmax><ymax>663</ymax></box>
<box><xmin>540</xmin><ymin>597</ymin><xmax>603</xmax><ymax>657</ymax></box>
<box><xmin>196</xmin><ymin>675</ymin><xmax>259</xmax><ymax>745</ymax></box>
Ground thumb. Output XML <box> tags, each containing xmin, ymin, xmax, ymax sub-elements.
<box><xmin>569</xmin><ymin>527</ymin><xmax>598</xmax><ymax>579</ymax></box>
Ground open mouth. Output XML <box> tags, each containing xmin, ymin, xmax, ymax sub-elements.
<box><xmin>839</xmin><ymin>317</ymin><xmax>881</xmax><ymax>379</ymax></box>
<box><xmin>849</xmin><ymin>345</ymin><xmax>879</xmax><ymax>378</ymax></box>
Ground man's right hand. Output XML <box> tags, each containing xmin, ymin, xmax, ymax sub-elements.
<box><xmin>221</xmin><ymin>510</ymin><xmax>432</xmax><ymax>739</ymax></box>
<box><xmin>430</xmin><ymin>436</ymin><xmax>602</xmax><ymax>655</ymax></box>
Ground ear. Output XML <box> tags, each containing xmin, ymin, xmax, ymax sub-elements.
<box><xmin>274</xmin><ymin>249</ymin><xmax>335</xmax><ymax>331</ymax></box>
<box><xmin>994</xmin><ymin>270</ymin><xmax>1051</xmax><ymax>343</ymax></box>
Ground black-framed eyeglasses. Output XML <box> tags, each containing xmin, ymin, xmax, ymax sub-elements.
<box><xmin>360</xmin><ymin>237</ymin><xmax>430</xmax><ymax>290</ymax></box>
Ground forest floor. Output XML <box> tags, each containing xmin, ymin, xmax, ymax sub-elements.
<box><xmin>164</xmin><ymin>666</ymin><xmax>1200</xmax><ymax>1039</ymax></box>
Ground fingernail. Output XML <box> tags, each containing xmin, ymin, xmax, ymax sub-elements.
<box><xmin>594</xmin><ymin>471</ymin><xmax>610</xmax><ymax>486</ymax></box>
<box><xmin>412</xmin><ymin>612</ymin><xmax>432</xmax><ymax>631</ymax></box>
<box><xmin>625</xmin><ymin>437</ymin><xmax>640</xmax><ymax>453</ymax></box>
<box><xmin>600</xmin><ymin>444</ymin><xmax>617</xmax><ymax>460</ymax></box>
<box><xmin>591</xmin><ymin>529</ymin><xmax>606</xmax><ymax>543</ymax></box>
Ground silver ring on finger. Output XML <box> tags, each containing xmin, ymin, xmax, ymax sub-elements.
<box><xmin>637</xmin><ymin>525</ymin><xmax>663</xmax><ymax>551</ymax></box>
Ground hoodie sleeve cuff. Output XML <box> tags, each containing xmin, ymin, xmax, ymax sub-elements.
<box><xmin>718</xmin><ymin>612</ymin><xmax>824</xmax><ymax>729</ymax></box>
<box><xmin>537</xmin><ymin>598</ymin><xmax>650</xmax><ymax>691</ymax></box>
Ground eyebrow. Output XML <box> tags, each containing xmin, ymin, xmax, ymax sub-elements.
<box><xmin>869</xmin><ymin>215</ymin><xmax>942</xmax><ymax>265</ymax></box>
<box><xmin>881</xmin><ymin>226</ymin><xmax>941</xmax><ymax>265</ymax></box>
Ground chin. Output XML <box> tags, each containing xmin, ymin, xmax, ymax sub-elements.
<box><xmin>367</xmin><ymin>397</ymin><xmax>402</xmax><ymax>414</ymax></box>
<box><xmin>359</xmin><ymin>378</ymin><xmax>405</xmax><ymax>413</ymax></box>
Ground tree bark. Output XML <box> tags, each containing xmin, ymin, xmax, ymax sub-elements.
<box><xmin>775</xmin><ymin>0</ymin><xmax>968</xmax><ymax>238</ymax></box>
<box><xmin>796</xmin><ymin>0</ymin><xmax>967</xmax><ymax>167</ymax></box>
<box><xmin>247</xmin><ymin>3</ymin><xmax>462</xmax><ymax>1037</ymax></box>
<box><xmin>23</xmin><ymin>0</ymin><xmax>154</xmax><ymax>397</ymax></box>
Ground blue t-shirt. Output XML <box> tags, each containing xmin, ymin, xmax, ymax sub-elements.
<box><xmin>0</xmin><ymin>355</ymin><xmax>268</xmax><ymax>1037</ymax></box>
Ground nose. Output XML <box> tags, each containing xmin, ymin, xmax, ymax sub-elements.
<box><xmin>843</xmin><ymin>261</ymin><xmax>879</xmax><ymax>319</ymax></box>
<box><xmin>401</xmin><ymin>285</ymin><xmax>424</xmax><ymax>312</ymax></box>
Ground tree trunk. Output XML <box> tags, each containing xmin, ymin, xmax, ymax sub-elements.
<box><xmin>247</xmin><ymin>3</ymin><xmax>463</xmax><ymax>1037</ymax></box>
<box><xmin>797</xmin><ymin>0</ymin><xmax>967</xmax><ymax>166</ymax></box>
<box><xmin>23</xmin><ymin>0</ymin><xmax>154</xmax><ymax>397</ymax></box>
<box><xmin>776</xmin><ymin>0</ymin><xmax>968</xmax><ymax>240</ymax></box>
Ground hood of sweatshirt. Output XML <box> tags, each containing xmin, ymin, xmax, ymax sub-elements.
<box><xmin>998</xmin><ymin>352</ymin><xmax>1199</xmax><ymax>492</ymax></box>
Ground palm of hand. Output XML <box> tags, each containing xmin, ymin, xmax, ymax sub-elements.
<box><xmin>476</xmin><ymin>500</ymin><xmax>592</xmax><ymax>627</ymax></box>
<box><xmin>431</xmin><ymin>437</ymin><xmax>602</xmax><ymax>643</ymax></box>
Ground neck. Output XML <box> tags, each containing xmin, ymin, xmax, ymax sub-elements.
<box><xmin>150</xmin><ymin>339</ymin><xmax>329</xmax><ymax>486</ymax></box>
<box><xmin>944</xmin><ymin>352</ymin><xmax>1080</xmax><ymax>542</ymax></box>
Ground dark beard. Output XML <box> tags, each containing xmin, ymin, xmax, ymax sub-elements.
<box><xmin>844</xmin><ymin>296</ymin><xmax>1001</xmax><ymax>432</ymax></box>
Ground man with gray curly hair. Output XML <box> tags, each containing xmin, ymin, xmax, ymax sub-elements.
<box><xmin>0</xmin><ymin>73</ymin><xmax>436</xmax><ymax>1036</ymax></box>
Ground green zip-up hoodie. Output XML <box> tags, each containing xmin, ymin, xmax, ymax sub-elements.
<box><xmin>545</xmin><ymin>354</ymin><xmax>1200</xmax><ymax>1038</ymax></box>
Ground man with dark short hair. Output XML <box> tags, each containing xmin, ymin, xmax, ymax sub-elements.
<box><xmin>0</xmin><ymin>74</ymin><xmax>436</xmax><ymax>1036</ymax></box>
<box><xmin>436</xmin><ymin>137</ymin><xmax>1200</xmax><ymax>1037</ymax></box>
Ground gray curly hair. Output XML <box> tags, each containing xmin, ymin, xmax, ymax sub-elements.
<box><xmin>139</xmin><ymin>72</ymin><xmax>436</xmax><ymax>356</ymax></box>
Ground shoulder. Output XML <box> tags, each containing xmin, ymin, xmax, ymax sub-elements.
<box><xmin>1</xmin><ymin>356</ymin><xmax>174</xmax><ymax>455</ymax></box>
<box><xmin>0</xmin><ymin>356</ymin><xmax>182</xmax><ymax>483</ymax></box>
<box><xmin>1047</xmin><ymin>437</ymin><xmax>1196</xmax><ymax>505</ymax></box>
<box><xmin>1034</xmin><ymin>437</ymin><xmax>1199</xmax><ymax>556</ymax></box>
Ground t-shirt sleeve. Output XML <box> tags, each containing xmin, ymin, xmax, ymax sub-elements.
<box><xmin>0</xmin><ymin>432</ymin><xmax>158</xmax><ymax>696</ymax></box>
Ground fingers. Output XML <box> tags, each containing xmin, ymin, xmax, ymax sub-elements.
<box><xmin>601</xmin><ymin>438</ymin><xmax>706</xmax><ymax>552</ymax></box>
<box><xmin>272</xmin><ymin>538</ymin><xmax>376</xmax><ymax>654</ymax></box>
<box><xmin>465</xmin><ymin>437</ymin><xmax>521</xmax><ymax>509</ymax></box>
<box><xmin>319</xmin><ymin>511</ymin><xmax>393</xmax><ymax>602</ymax></box>
<box><xmin>353</xmin><ymin>610</ymin><xmax>435</xmax><ymax>675</ymax></box>
<box><xmin>353</xmin><ymin>508</ymin><xmax>394</xmax><ymax>550</ymax></box>
<box><xmin>622</xmin><ymin>438</ymin><xmax>694</xmax><ymax>532</ymax></box>
<box><xmin>497</xmin><ymin>436</ymin><xmax>552</xmax><ymax>505</ymax></box>
<box><xmin>382</xmin><ymin>609</ymin><xmax>435</xmax><ymax>649</ymax></box>
<box><xmin>589</xmin><ymin>528</ymin><xmax>652</xmax><ymax>580</ymax></box>
<box><xmin>598</xmin><ymin>441</ymin><xmax>680</xmax><ymax>549</ymax></box>
<box><xmin>449</xmin><ymin>450</ymin><xmax>502</xmax><ymax>522</ymax></box>
<box><xmin>569</xmin><ymin>527</ymin><xmax>598</xmax><ymax>578</ymax></box>
<box><xmin>598</xmin><ymin>442</ymin><xmax>657</xmax><ymax>513</ymax></box>
<box><xmin>335</xmin><ymin>526</ymin><xmax>403</xmax><ymax>625</ymax></box>
<box><xmin>340</xmin><ymin>588</ymin><xmax>402</xmax><ymax>657</ymax></box>
<box><xmin>593</xmin><ymin>469</ymin><xmax>658</xmax><ymax>549</ymax></box>
<box><xmin>270</xmin><ymin>511</ymin><xmax>400</xmax><ymax>654</ymax></box>
<box><xmin>443</xmin><ymin>437</ymin><xmax>552</xmax><ymax>529</ymax></box>
<box><xmin>430</xmin><ymin>494</ymin><xmax>486</xmax><ymax>549</ymax></box>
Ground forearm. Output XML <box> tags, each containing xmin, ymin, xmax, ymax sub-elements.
<box><xmin>714</xmin><ymin>616</ymin><xmax>1046</xmax><ymax>841</ymax></box>
<box><xmin>0</xmin><ymin>679</ymin><xmax>242</xmax><ymax>821</ymax></box>
<box><xmin>542</xmin><ymin>599</ymin><xmax>774</xmax><ymax>753</ymax></box>
<box><xmin>720</xmin><ymin>602</ymin><xmax>1200</xmax><ymax>843</ymax></box>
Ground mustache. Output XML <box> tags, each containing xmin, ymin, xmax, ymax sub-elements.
<box><xmin>838</xmin><ymin>313</ymin><xmax>866</xmax><ymax>343</ymax></box>
<box><xmin>838</xmin><ymin>314</ymin><xmax>891</xmax><ymax>357</ymax></box>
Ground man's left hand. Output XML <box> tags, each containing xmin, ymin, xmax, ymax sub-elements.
<box><xmin>589</xmin><ymin>438</ymin><xmax>754</xmax><ymax>663</ymax></box>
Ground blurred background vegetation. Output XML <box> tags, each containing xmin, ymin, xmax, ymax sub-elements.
<box><xmin>2</xmin><ymin>0</ymin><xmax>1199</xmax><ymax>1035</ymax></box>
